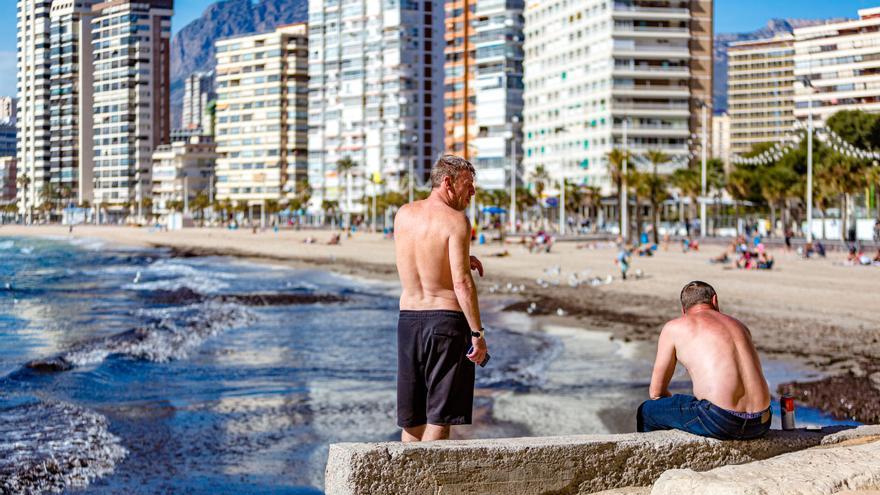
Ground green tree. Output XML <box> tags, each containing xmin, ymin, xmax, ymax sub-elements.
<box><xmin>191</xmin><ymin>192</ymin><xmax>210</xmax><ymax>225</ymax></box>
<box><xmin>606</xmin><ymin>148</ymin><xmax>633</xmax><ymax>237</ymax></box>
<box><xmin>643</xmin><ymin>150</ymin><xmax>671</xmax><ymax>244</ymax></box>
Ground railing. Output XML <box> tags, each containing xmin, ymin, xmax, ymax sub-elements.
<box><xmin>613</xmin><ymin>2</ymin><xmax>689</xmax><ymax>15</ymax></box>
<box><xmin>613</xmin><ymin>65</ymin><xmax>690</xmax><ymax>74</ymax></box>
<box><xmin>614</xmin><ymin>25</ymin><xmax>689</xmax><ymax>34</ymax></box>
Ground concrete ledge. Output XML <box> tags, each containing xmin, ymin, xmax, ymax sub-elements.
<box><xmin>652</xmin><ymin>427</ymin><xmax>880</xmax><ymax>494</ymax></box>
<box><xmin>324</xmin><ymin>426</ymin><xmax>880</xmax><ymax>494</ymax></box>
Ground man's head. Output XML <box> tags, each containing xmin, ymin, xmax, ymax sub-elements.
<box><xmin>680</xmin><ymin>281</ymin><xmax>718</xmax><ymax>314</ymax></box>
<box><xmin>430</xmin><ymin>155</ymin><xmax>476</xmax><ymax>211</ymax></box>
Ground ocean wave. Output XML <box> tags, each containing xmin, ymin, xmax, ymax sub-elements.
<box><xmin>0</xmin><ymin>399</ymin><xmax>127</xmax><ymax>494</ymax></box>
<box><xmin>122</xmin><ymin>259</ymin><xmax>236</xmax><ymax>294</ymax></box>
<box><xmin>26</xmin><ymin>301</ymin><xmax>256</xmax><ymax>372</ymax></box>
<box><xmin>0</xmin><ymin>240</ymin><xmax>13</xmax><ymax>250</ymax></box>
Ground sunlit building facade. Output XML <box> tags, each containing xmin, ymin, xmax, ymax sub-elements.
<box><xmin>522</xmin><ymin>0</ymin><xmax>713</xmax><ymax>194</ymax></box>
<box><xmin>307</xmin><ymin>0</ymin><xmax>445</xmax><ymax>212</ymax></box>
<box><xmin>214</xmin><ymin>23</ymin><xmax>309</xmax><ymax>204</ymax></box>
<box><xmin>727</xmin><ymin>35</ymin><xmax>795</xmax><ymax>155</ymax></box>
<box><xmin>90</xmin><ymin>0</ymin><xmax>173</xmax><ymax>216</ymax></box>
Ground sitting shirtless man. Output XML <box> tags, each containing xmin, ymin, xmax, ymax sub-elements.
<box><xmin>637</xmin><ymin>281</ymin><xmax>771</xmax><ymax>440</ymax></box>
<box><xmin>394</xmin><ymin>155</ymin><xmax>488</xmax><ymax>442</ymax></box>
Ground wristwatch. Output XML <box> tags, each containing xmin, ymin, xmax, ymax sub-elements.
<box><xmin>470</xmin><ymin>328</ymin><xmax>485</xmax><ymax>339</ymax></box>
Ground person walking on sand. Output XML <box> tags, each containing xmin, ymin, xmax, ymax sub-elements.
<box><xmin>637</xmin><ymin>281</ymin><xmax>771</xmax><ymax>440</ymax></box>
<box><xmin>394</xmin><ymin>155</ymin><xmax>488</xmax><ymax>442</ymax></box>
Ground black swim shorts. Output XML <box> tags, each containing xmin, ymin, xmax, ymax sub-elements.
<box><xmin>397</xmin><ymin>310</ymin><xmax>475</xmax><ymax>428</ymax></box>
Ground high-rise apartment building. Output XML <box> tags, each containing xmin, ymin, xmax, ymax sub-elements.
<box><xmin>17</xmin><ymin>0</ymin><xmax>53</xmax><ymax>214</ymax></box>
<box><xmin>90</xmin><ymin>0</ymin><xmax>173</xmax><ymax>216</ymax></box>
<box><xmin>522</xmin><ymin>0</ymin><xmax>713</xmax><ymax>194</ymax></box>
<box><xmin>444</xmin><ymin>0</ymin><xmax>476</xmax><ymax>160</ymax></box>
<box><xmin>794</xmin><ymin>8</ymin><xmax>880</xmax><ymax>122</ymax></box>
<box><xmin>727</xmin><ymin>35</ymin><xmax>795</xmax><ymax>155</ymax></box>
<box><xmin>214</xmin><ymin>23</ymin><xmax>309</xmax><ymax>204</ymax></box>
<box><xmin>307</xmin><ymin>0</ymin><xmax>445</xmax><ymax>211</ymax></box>
<box><xmin>470</xmin><ymin>0</ymin><xmax>525</xmax><ymax>190</ymax></box>
<box><xmin>151</xmin><ymin>134</ymin><xmax>217</xmax><ymax>217</ymax></box>
<box><xmin>182</xmin><ymin>71</ymin><xmax>215</xmax><ymax>133</ymax></box>
<box><xmin>49</xmin><ymin>0</ymin><xmax>96</xmax><ymax>206</ymax></box>
<box><xmin>0</xmin><ymin>97</ymin><xmax>16</xmax><ymax>124</ymax></box>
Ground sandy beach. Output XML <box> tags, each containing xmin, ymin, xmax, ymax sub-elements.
<box><xmin>3</xmin><ymin>224</ymin><xmax>878</xmax><ymax>422</ymax></box>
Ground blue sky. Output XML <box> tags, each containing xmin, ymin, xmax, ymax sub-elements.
<box><xmin>0</xmin><ymin>0</ymin><xmax>877</xmax><ymax>97</ymax></box>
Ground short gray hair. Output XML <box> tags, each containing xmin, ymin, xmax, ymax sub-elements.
<box><xmin>430</xmin><ymin>155</ymin><xmax>475</xmax><ymax>188</ymax></box>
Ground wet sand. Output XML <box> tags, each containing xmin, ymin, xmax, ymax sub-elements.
<box><xmin>4</xmin><ymin>225</ymin><xmax>879</xmax><ymax>422</ymax></box>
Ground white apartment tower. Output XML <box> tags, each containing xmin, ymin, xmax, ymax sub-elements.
<box><xmin>307</xmin><ymin>0</ymin><xmax>445</xmax><ymax>212</ymax></box>
<box><xmin>49</xmin><ymin>0</ymin><xmax>96</xmax><ymax>206</ymax></box>
<box><xmin>727</xmin><ymin>35</ymin><xmax>795</xmax><ymax>155</ymax></box>
<box><xmin>794</xmin><ymin>8</ymin><xmax>880</xmax><ymax>122</ymax></box>
<box><xmin>522</xmin><ymin>0</ymin><xmax>713</xmax><ymax>193</ymax></box>
<box><xmin>214</xmin><ymin>24</ymin><xmax>309</xmax><ymax>204</ymax></box>
<box><xmin>182</xmin><ymin>71</ymin><xmax>214</xmax><ymax>133</ymax></box>
<box><xmin>471</xmin><ymin>0</ymin><xmax>525</xmax><ymax>190</ymax></box>
<box><xmin>91</xmin><ymin>0</ymin><xmax>173</xmax><ymax>217</ymax></box>
<box><xmin>16</xmin><ymin>0</ymin><xmax>53</xmax><ymax>215</ymax></box>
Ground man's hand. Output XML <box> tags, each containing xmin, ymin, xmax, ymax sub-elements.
<box><xmin>466</xmin><ymin>335</ymin><xmax>488</xmax><ymax>365</ymax></box>
<box><xmin>469</xmin><ymin>255</ymin><xmax>483</xmax><ymax>277</ymax></box>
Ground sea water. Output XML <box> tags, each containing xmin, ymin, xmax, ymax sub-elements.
<box><xmin>0</xmin><ymin>236</ymin><xmax>859</xmax><ymax>494</ymax></box>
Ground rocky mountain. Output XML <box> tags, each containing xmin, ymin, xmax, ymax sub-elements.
<box><xmin>713</xmin><ymin>18</ymin><xmax>850</xmax><ymax>112</ymax></box>
<box><xmin>169</xmin><ymin>0</ymin><xmax>307</xmax><ymax>126</ymax></box>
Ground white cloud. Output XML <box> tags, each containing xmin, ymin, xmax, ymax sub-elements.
<box><xmin>0</xmin><ymin>52</ymin><xmax>16</xmax><ymax>97</ymax></box>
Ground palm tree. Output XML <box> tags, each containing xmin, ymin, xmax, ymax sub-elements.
<box><xmin>671</xmin><ymin>166</ymin><xmax>701</xmax><ymax>227</ymax></box>
<box><xmin>336</xmin><ymin>157</ymin><xmax>356</xmax><ymax>223</ymax></box>
<box><xmin>606</xmin><ymin>149</ymin><xmax>632</xmax><ymax>237</ymax></box>
<box><xmin>527</xmin><ymin>165</ymin><xmax>550</xmax><ymax>223</ymax></box>
<box><xmin>643</xmin><ymin>150</ymin><xmax>670</xmax><ymax>244</ymax></box>
<box><xmin>191</xmin><ymin>192</ymin><xmax>210</xmax><ymax>226</ymax></box>
<box><xmin>16</xmin><ymin>175</ymin><xmax>30</xmax><ymax>223</ymax></box>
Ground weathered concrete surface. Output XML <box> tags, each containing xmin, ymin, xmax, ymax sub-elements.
<box><xmin>652</xmin><ymin>427</ymin><xmax>880</xmax><ymax>495</ymax></box>
<box><xmin>324</xmin><ymin>426</ymin><xmax>880</xmax><ymax>495</ymax></box>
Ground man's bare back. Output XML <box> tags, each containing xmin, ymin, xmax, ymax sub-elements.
<box><xmin>653</xmin><ymin>308</ymin><xmax>770</xmax><ymax>412</ymax></box>
<box><xmin>395</xmin><ymin>199</ymin><xmax>466</xmax><ymax>313</ymax></box>
<box><xmin>649</xmin><ymin>286</ymin><xmax>770</xmax><ymax>413</ymax></box>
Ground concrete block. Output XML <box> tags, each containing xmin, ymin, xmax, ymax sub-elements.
<box><xmin>652</xmin><ymin>434</ymin><xmax>880</xmax><ymax>495</ymax></box>
<box><xmin>325</xmin><ymin>426</ymin><xmax>878</xmax><ymax>495</ymax></box>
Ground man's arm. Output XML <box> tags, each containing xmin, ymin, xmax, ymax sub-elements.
<box><xmin>649</xmin><ymin>323</ymin><xmax>677</xmax><ymax>399</ymax></box>
<box><xmin>449</xmin><ymin>214</ymin><xmax>487</xmax><ymax>364</ymax></box>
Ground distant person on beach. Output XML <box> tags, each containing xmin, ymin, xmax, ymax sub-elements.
<box><xmin>637</xmin><ymin>281</ymin><xmax>771</xmax><ymax>440</ymax></box>
<box><xmin>393</xmin><ymin>155</ymin><xmax>487</xmax><ymax>442</ymax></box>
<box><xmin>615</xmin><ymin>244</ymin><xmax>631</xmax><ymax>280</ymax></box>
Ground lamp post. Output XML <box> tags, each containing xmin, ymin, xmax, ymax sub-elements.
<box><xmin>622</xmin><ymin>118</ymin><xmax>629</xmax><ymax>241</ymax></box>
<box><xmin>802</xmin><ymin>78</ymin><xmax>815</xmax><ymax>244</ymax></box>
<box><xmin>699</xmin><ymin>100</ymin><xmax>708</xmax><ymax>239</ymax></box>
<box><xmin>505</xmin><ymin>119</ymin><xmax>519</xmax><ymax>233</ymax></box>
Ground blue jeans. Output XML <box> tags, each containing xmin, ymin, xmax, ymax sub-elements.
<box><xmin>637</xmin><ymin>394</ymin><xmax>771</xmax><ymax>440</ymax></box>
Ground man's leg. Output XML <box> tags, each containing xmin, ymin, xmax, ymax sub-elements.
<box><xmin>637</xmin><ymin>395</ymin><xmax>705</xmax><ymax>434</ymax></box>
<box><xmin>421</xmin><ymin>424</ymin><xmax>451</xmax><ymax>441</ymax></box>
<box><xmin>401</xmin><ymin>425</ymin><xmax>426</xmax><ymax>442</ymax></box>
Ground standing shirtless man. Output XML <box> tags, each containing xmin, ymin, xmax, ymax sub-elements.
<box><xmin>638</xmin><ymin>281</ymin><xmax>772</xmax><ymax>439</ymax></box>
<box><xmin>394</xmin><ymin>155</ymin><xmax>488</xmax><ymax>442</ymax></box>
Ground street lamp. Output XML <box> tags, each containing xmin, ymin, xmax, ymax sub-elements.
<box><xmin>800</xmin><ymin>77</ymin><xmax>815</xmax><ymax>243</ymax></box>
<box><xmin>505</xmin><ymin>115</ymin><xmax>520</xmax><ymax>233</ymax></box>
<box><xmin>697</xmin><ymin>99</ymin><xmax>709</xmax><ymax>239</ymax></box>
<box><xmin>622</xmin><ymin>118</ymin><xmax>629</xmax><ymax>242</ymax></box>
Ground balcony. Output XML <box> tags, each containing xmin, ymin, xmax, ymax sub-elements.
<box><xmin>612</xmin><ymin>41</ymin><xmax>690</xmax><ymax>59</ymax></box>
<box><xmin>612</xmin><ymin>64</ymin><xmax>690</xmax><ymax>79</ymax></box>
<box><xmin>613</xmin><ymin>24</ymin><xmax>691</xmax><ymax>39</ymax></box>
<box><xmin>612</xmin><ymin>82</ymin><xmax>690</xmax><ymax>98</ymax></box>
<box><xmin>611</xmin><ymin>123</ymin><xmax>690</xmax><ymax>138</ymax></box>
<box><xmin>613</xmin><ymin>102</ymin><xmax>691</xmax><ymax>117</ymax></box>
<box><xmin>612</xmin><ymin>2</ymin><xmax>690</xmax><ymax>21</ymax></box>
